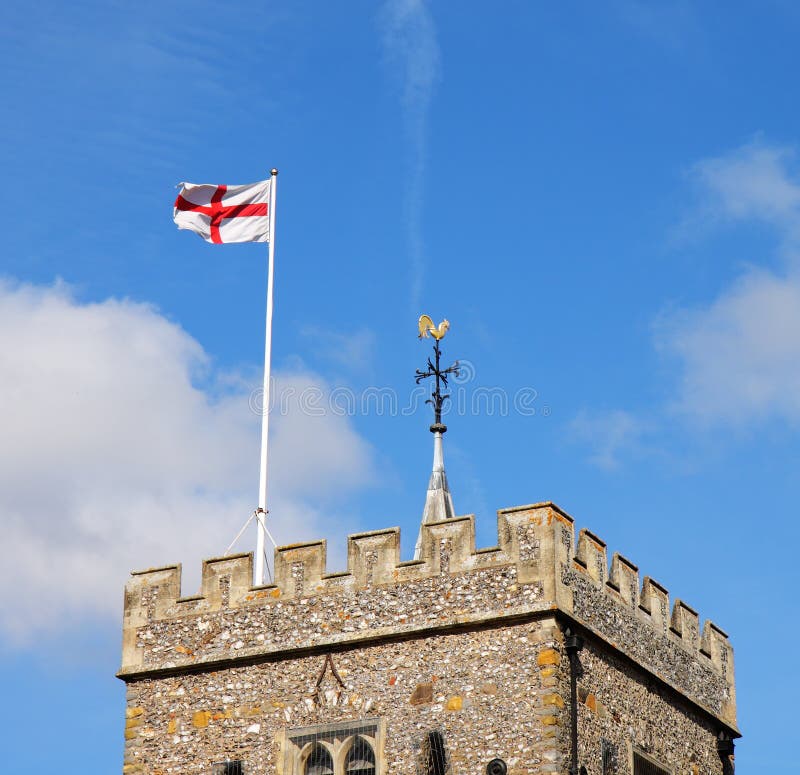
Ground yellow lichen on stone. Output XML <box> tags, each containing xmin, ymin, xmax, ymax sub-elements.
<box><xmin>539</xmin><ymin>667</ymin><xmax>556</xmax><ymax>678</ymax></box>
<box><xmin>126</xmin><ymin>706</ymin><xmax>144</xmax><ymax>719</ymax></box>
<box><xmin>167</xmin><ymin>718</ymin><xmax>177</xmax><ymax>734</ymax></box>
<box><xmin>542</xmin><ymin>693</ymin><xmax>564</xmax><ymax>708</ymax></box>
<box><xmin>541</xmin><ymin>715</ymin><xmax>560</xmax><ymax>726</ymax></box>
<box><xmin>537</xmin><ymin>649</ymin><xmax>560</xmax><ymax>666</ymax></box>
<box><xmin>192</xmin><ymin>710</ymin><xmax>212</xmax><ymax>728</ymax></box>
<box><xmin>446</xmin><ymin>695</ymin><xmax>463</xmax><ymax>711</ymax></box>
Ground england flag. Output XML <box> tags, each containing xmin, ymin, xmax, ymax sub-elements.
<box><xmin>173</xmin><ymin>180</ymin><xmax>271</xmax><ymax>244</ymax></box>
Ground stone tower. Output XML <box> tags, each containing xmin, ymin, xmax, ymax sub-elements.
<box><xmin>118</xmin><ymin>501</ymin><xmax>738</xmax><ymax>775</ymax></box>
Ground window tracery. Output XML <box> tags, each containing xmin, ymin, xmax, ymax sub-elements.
<box><xmin>284</xmin><ymin>719</ymin><xmax>383</xmax><ymax>775</ymax></box>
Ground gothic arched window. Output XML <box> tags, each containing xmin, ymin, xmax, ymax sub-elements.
<box><xmin>345</xmin><ymin>736</ymin><xmax>375</xmax><ymax>775</ymax></box>
<box><xmin>285</xmin><ymin>719</ymin><xmax>383</xmax><ymax>775</ymax></box>
<box><xmin>305</xmin><ymin>744</ymin><xmax>334</xmax><ymax>775</ymax></box>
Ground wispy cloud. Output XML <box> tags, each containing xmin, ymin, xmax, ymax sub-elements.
<box><xmin>688</xmin><ymin>141</ymin><xmax>800</xmax><ymax>256</ymax></box>
<box><xmin>0</xmin><ymin>280</ymin><xmax>377</xmax><ymax>642</ymax></box>
<box><xmin>660</xmin><ymin>141</ymin><xmax>800</xmax><ymax>426</ymax></box>
<box><xmin>299</xmin><ymin>325</ymin><xmax>377</xmax><ymax>375</ymax></box>
<box><xmin>379</xmin><ymin>0</ymin><xmax>441</xmax><ymax>308</ymax></box>
<box><xmin>573</xmin><ymin>140</ymin><xmax>800</xmax><ymax>466</ymax></box>
<box><xmin>614</xmin><ymin>0</ymin><xmax>702</xmax><ymax>51</ymax></box>
<box><xmin>570</xmin><ymin>409</ymin><xmax>649</xmax><ymax>470</ymax></box>
<box><xmin>657</xmin><ymin>269</ymin><xmax>800</xmax><ymax>426</ymax></box>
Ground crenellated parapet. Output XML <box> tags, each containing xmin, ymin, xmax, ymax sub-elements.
<box><xmin>120</xmin><ymin>502</ymin><xmax>737</xmax><ymax>732</ymax></box>
<box><xmin>545</xmin><ymin>518</ymin><xmax>737</xmax><ymax>729</ymax></box>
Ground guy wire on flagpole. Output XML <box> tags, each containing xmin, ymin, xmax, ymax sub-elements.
<box><xmin>255</xmin><ymin>168</ymin><xmax>279</xmax><ymax>586</ymax></box>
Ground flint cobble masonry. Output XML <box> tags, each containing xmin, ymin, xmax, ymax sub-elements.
<box><xmin>119</xmin><ymin>502</ymin><xmax>739</xmax><ymax>774</ymax></box>
<box><xmin>124</xmin><ymin>619</ymin><xmax>565</xmax><ymax>775</ymax></box>
<box><xmin>574</xmin><ymin>637</ymin><xmax>722</xmax><ymax>775</ymax></box>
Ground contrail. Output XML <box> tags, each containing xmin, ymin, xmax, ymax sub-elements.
<box><xmin>380</xmin><ymin>0</ymin><xmax>441</xmax><ymax>310</ymax></box>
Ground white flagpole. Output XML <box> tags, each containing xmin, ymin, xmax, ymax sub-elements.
<box><xmin>255</xmin><ymin>168</ymin><xmax>278</xmax><ymax>586</ymax></box>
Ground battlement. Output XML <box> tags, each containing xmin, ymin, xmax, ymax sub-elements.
<box><xmin>120</xmin><ymin>502</ymin><xmax>736</xmax><ymax>731</ymax></box>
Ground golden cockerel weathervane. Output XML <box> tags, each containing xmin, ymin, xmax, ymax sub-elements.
<box><xmin>417</xmin><ymin>314</ymin><xmax>450</xmax><ymax>341</ymax></box>
<box><xmin>415</xmin><ymin>315</ymin><xmax>460</xmax><ymax>432</ymax></box>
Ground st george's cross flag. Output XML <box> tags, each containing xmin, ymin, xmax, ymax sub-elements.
<box><xmin>173</xmin><ymin>180</ymin><xmax>270</xmax><ymax>244</ymax></box>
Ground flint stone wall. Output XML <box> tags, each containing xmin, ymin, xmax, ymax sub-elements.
<box><xmin>123</xmin><ymin>617</ymin><xmax>567</xmax><ymax>775</ymax></box>
<box><xmin>574</xmin><ymin>636</ymin><xmax>723</xmax><ymax>775</ymax></box>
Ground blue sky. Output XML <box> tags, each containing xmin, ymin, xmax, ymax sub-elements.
<box><xmin>1</xmin><ymin>1</ymin><xmax>798</xmax><ymax>771</ymax></box>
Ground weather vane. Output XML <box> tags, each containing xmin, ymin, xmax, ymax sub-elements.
<box><xmin>416</xmin><ymin>315</ymin><xmax>460</xmax><ymax>432</ymax></box>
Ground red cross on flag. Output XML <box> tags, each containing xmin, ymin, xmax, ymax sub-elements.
<box><xmin>173</xmin><ymin>180</ymin><xmax>271</xmax><ymax>244</ymax></box>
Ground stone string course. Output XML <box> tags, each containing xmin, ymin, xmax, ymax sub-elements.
<box><xmin>120</xmin><ymin>501</ymin><xmax>738</xmax><ymax>774</ymax></box>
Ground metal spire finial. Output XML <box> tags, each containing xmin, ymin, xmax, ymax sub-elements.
<box><xmin>414</xmin><ymin>315</ymin><xmax>460</xmax><ymax>559</ymax></box>
<box><xmin>415</xmin><ymin>315</ymin><xmax>459</xmax><ymax>433</ymax></box>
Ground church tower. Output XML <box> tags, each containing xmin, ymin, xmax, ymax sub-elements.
<box><xmin>118</xmin><ymin>321</ymin><xmax>739</xmax><ymax>775</ymax></box>
<box><xmin>119</xmin><ymin>507</ymin><xmax>738</xmax><ymax>775</ymax></box>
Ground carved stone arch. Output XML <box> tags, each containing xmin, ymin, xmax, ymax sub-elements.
<box><xmin>291</xmin><ymin>740</ymin><xmax>318</xmax><ymax>775</ymax></box>
<box><xmin>332</xmin><ymin>736</ymin><xmax>350</xmax><ymax>775</ymax></box>
<box><xmin>339</xmin><ymin>733</ymin><xmax>377</xmax><ymax>758</ymax></box>
<box><xmin>285</xmin><ymin>718</ymin><xmax>384</xmax><ymax>775</ymax></box>
<box><xmin>300</xmin><ymin>740</ymin><xmax>335</xmax><ymax>775</ymax></box>
<box><xmin>296</xmin><ymin>740</ymin><xmax>318</xmax><ymax>764</ymax></box>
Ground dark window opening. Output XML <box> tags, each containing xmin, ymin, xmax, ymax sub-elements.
<box><xmin>633</xmin><ymin>752</ymin><xmax>669</xmax><ymax>775</ymax></box>
<box><xmin>345</xmin><ymin>736</ymin><xmax>375</xmax><ymax>775</ymax></box>
<box><xmin>306</xmin><ymin>744</ymin><xmax>334</xmax><ymax>775</ymax></box>
<box><xmin>419</xmin><ymin>730</ymin><xmax>449</xmax><ymax>775</ymax></box>
<box><xmin>601</xmin><ymin>739</ymin><xmax>618</xmax><ymax>775</ymax></box>
<box><xmin>212</xmin><ymin>761</ymin><xmax>243</xmax><ymax>775</ymax></box>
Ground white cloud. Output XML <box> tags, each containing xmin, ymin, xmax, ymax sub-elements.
<box><xmin>661</xmin><ymin>142</ymin><xmax>800</xmax><ymax>425</ymax></box>
<box><xmin>657</xmin><ymin>270</ymin><xmax>800</xmax><ymax>425</ymax></box>
<box><xmin>691</xmin><ymin>142</ymin><xmax>800</xmax><ymax>231</ymax></box>
<box><xmin>0</xmin><ymin>280</ymin><xmax>377</xmax><ymax>641</ymax></box>
<box><xmin>379</xmin><ymin>0</ymin><xmax>441</xmax><ymax>308</ymax></box>
<box><xmin>574</xmin><ymin>141</ymin><xmax>800</xmax><ymax>466</ymax></box>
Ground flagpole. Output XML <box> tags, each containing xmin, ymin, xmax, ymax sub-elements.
<box><xmin>255</xmin><ymin>168</ymin><xmax>278</xmax><ymax>586</ymax></box>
